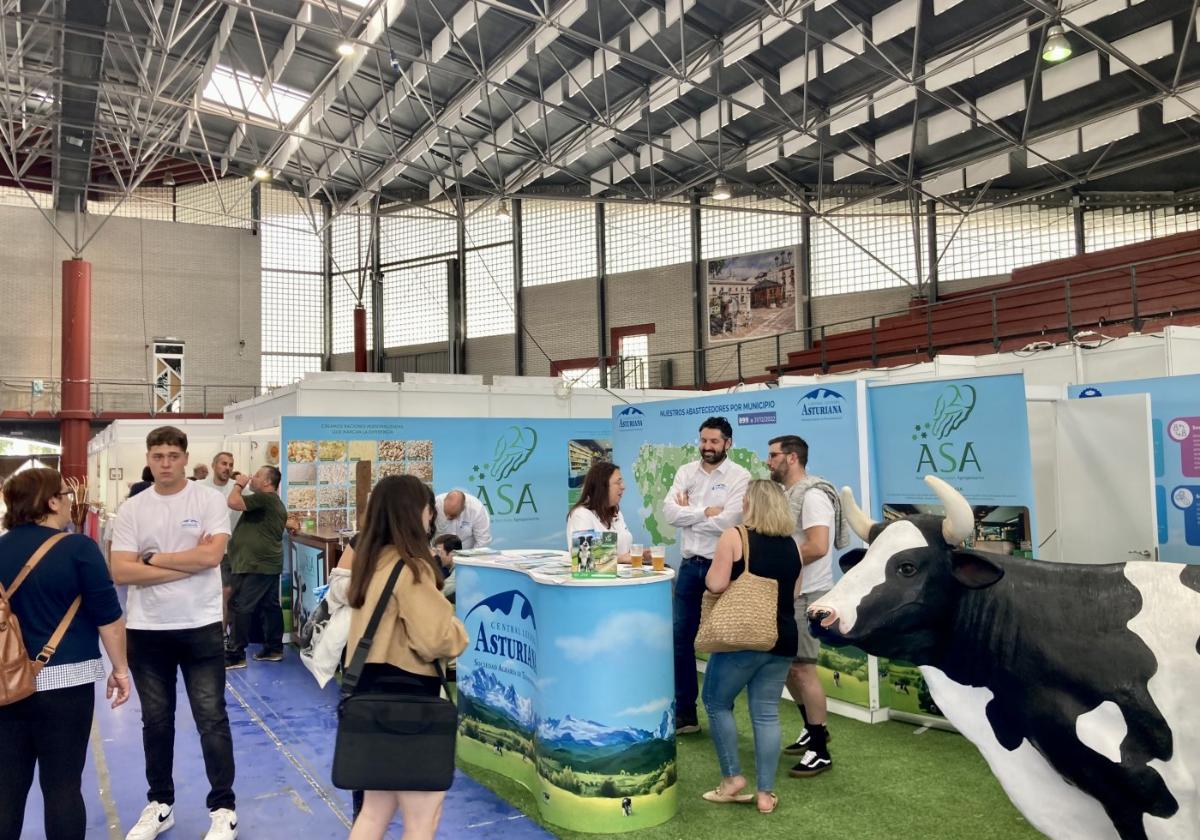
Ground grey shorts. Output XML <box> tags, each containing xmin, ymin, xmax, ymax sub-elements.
<box><xmin>793</xmin><ymin>589</ymin><xmax>829</xmax><ymax>663</ymax></box>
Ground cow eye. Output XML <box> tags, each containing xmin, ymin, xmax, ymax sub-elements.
<box><xmin>898</xmin><ymin>561</ymin><xmax>918</xmax><ymax>577</ymax></box>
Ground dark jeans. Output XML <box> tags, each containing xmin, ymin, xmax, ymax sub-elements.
<box><xmin>673</xmin><ymin>556</ymin><xmax>712</xmax><ymax>720</ymax></box>
<box><xmin>227</xmin><ymin>572</ymin><xmax>284</xmax><ymax>658</ymax></box>
<box><xmin>127</xmin><ymin>623</ymin><xmax>236</xmax><ymax>811</ymax></box>
<box><xmin>0</xmin><ymin>682</ymin><xmax>94</xmax><ymax>840</ymax></box>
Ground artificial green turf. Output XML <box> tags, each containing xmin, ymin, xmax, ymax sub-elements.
<box><xmin>457</xmin><ymin>684</ymin><xmax>1044</xmax><ymax>840</ymax></box>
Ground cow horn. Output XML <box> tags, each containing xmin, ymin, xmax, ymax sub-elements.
<box><xmin>841</xmin><ymin>486</ymin><xmax>877</xmax><ymax>542</ymax></box>
<box><xmin>926</xmin><ymin>475</ymin><xmax>974</xmax><ymax>546</ymax></box>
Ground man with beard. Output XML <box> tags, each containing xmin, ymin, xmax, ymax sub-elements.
<box><xmin>765</xmin><ymin>434</ymin><xmax>845</xmax><ymax>778</ymax></box>
<box><xmin>663</xmin><ymin>416</ymin><xmax>750</xmax><ymax>735</ymax></box>
<box><xmin>201</xmin><ymin>453</ymin><xmax>241</xmax><ymax>631</ymax></box>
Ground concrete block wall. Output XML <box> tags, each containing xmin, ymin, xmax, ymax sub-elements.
<box><xmin>466</xmin><ymin>334</ymin><xmax>517</xmax><ymax>380</ymax></box>
<box><xmin>607</xmin><ymin>262</ymin><xmax>695</xmax><ymax>387</ymax></box>
<box><xmin>0</xmin><ymin>205</ymin><xmax>260</xmax><ymax>413</ymax></box>
<box><xmin>521</xmin><ymin>277</ymin><xmax>600</xmax><ymax>377</ymax></box>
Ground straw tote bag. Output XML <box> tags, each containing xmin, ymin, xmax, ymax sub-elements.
<box><xmin>695</xmin><ymin>526</ymin><xmax>779</xmax><ymax>653</ymax></box>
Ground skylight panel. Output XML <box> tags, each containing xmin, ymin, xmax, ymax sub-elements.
<box><xmin>202</xmin><ymin>65</ymin><xmax>310</xmax><ymax>124</ymax></box>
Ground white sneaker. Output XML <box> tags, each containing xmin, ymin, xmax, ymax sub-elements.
<box><xmin>203</xmin><ymin>808</ymin><xmax>238</xmax><ymax>840</ymax></box>
<box><xmin>125</xmin><ymin>802</ymin><xmax>174</xmax><ymax>840</ymax></box>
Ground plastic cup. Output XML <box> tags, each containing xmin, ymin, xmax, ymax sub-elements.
<box><xmin>651</xmin><ymin>546</ymin><xmax>666</xmax><ymax>571</ymax></box>
<box><xmin>630</xmin><ymin>544</ymin><xmax>644</xmax><ymax>569</ymax></box>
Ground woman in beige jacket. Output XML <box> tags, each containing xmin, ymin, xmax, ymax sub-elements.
<box><xmin>344</xmin><ymin>475</ymin><xmax>469</xmax><ymax>840</ymax></box>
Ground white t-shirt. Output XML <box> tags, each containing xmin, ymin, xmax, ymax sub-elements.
<box><xmin>435</xmin><ymin>493</ymin><xmax>492</xmax><ymax>549</ymax></box>
<box><xmin>111</xmin><ymin>481</ymin><xmax>232</xmax><ymax>630</ymax></box>
<box><xmin>788</xmin><ymin>484</ymin><xmax>836</xmax><ymax>594</ymax></box>
<box><xmin>566</xmin><ymin>506</ymin><xmax>633</xmax><ymax>557</ymax></box>
<box><xmin>199</xmin><ymin>476</ymin><xmax>243</xmax><ymax>534</ymax></box>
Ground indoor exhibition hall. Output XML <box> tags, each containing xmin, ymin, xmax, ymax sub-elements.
<box><xmin>1</xmin><ymin>0</ymin><xmax>1198</xmax><ymax>838</ymax></box>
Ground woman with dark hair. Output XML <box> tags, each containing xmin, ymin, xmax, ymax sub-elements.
<box><xmin>344</xmin><ymin>475</ymin><xmax>468</xmax><ymax>840</ymax></box>
<box><xmin>566</xmin><ymin>461</ymin><xmax>632</xmax><ymax>560</ymax></box>
<box><xmin>0</xmin><ymin>468</ymin><xmax>131</xmax><ymax>840</ymax></box>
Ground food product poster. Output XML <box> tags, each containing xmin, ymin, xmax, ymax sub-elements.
<box><xmin>1070</xmin><ymin>373</ymin><xmax>1200</xmax><ymax>564</ymax></box>
<box><xmin>455</xmin><ymin>564</ymin><xmax>676</xmax><ymax>833</ymax></box>
<box><xmin>611</xmin><ymin>382</ymin><xmax>870</xmax><ymax>710</ymax></box>
<box><xmin>281</xmin><ymin>417</ymin><xmax>611</xmax><ymax>548</ymax></box>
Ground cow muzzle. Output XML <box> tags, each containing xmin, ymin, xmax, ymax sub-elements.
<box><xmin>807</xmin><ymin>605</ymin><xmax>838</xmax><ymax>630</ymax></box>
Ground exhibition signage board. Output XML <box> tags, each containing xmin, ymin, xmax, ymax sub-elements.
<box><xmin>611</xmin><ymin>383</ymin><xmax>872</xmax><ymax>711</ymax></box>
<box><xmin>279</xmin><ymin>416</ymin><xmax>611</xmax><ymax>548</ymax></box>
<box><xmin>455</xmin><ymin>560</ymin><xmax>677</xmax><ymax>833</ymax></box>
<box><xmin>867</xmin><ymin>373</ymin><xmax>1038</xmax><ymax>719</ymax></box>
<box><xmin>1069</xmin><ymin>374</ymin><xmax>1200</xmax><ymax>564</ymax></box>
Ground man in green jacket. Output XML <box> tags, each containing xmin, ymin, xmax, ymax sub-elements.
<box><xmin>224</xmin><ymin>466</ymin><xmax>289</xmax><ymax>669</ymax></box>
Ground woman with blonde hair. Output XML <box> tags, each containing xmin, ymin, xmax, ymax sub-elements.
<box><xmin>700</xmin><ymin>479</ymin><xmax>802</xmax><ymax>815</ymax></box>
<box><xmin>343</xmin><ymin>476</ymin><xmax>468</xmax><ymax>840</ymax></box>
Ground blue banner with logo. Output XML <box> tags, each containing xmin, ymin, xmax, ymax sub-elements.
<box><xmin>455</xmin><ymin>563</ymin><xmax>677</xmax><ymax>832</ymax></box>
<box><xmin>280</xmin><ymin>416</ymin><xmax>611</xmax><ymax>548</ymax></box>
<box><xmin>868</xmin><ymin>373</ymin><xmax>1036</xmax><ymax>720</ymax></box>
<box><xmin>612</xmin><ymin>384</ymin><xmax>868</xmax><ymax>567</ymax></box>
<box><xmin>1069</xmin><ymin>374</ymin><xmax>1200</xmax><ymax>564</ymax></box>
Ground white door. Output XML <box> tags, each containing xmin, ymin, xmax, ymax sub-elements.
<box><xmin>1055</xmin><ymin>394</ymin><xmax>1157</xmax><ymax>564</ymax></box>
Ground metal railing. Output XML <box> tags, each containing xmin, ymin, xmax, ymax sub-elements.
<box><xmin>646</xmin><ymin>244</ymin><xmax>1200</xmax><ymax>385</ymax></box>
<box><xmin>0</xmin><ymin>377</ymin><xmax>260</xmax><ymax>417</ymax></box>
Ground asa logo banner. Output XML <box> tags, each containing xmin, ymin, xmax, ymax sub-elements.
<box><xmin>280</xmin><ymin>416</ymin><xmax>611</xmax><ymax>548</ymax></box>
<box><xmin>868</xmin><ymin>373</ymin><xmax>1036</xmax><ymax>511</ymax></box>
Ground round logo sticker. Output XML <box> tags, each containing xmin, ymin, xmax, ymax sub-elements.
<box><xmin>1168</xmin><ymin>419</ymin><xmax>1192</xmax><ymax>443</ymax></box>
<box><xmin>1172</xmin><ymin>487</ymin><xmax>1195</xmax><ymax>510</ymax></box>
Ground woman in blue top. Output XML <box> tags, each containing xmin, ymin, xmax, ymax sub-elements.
<box><xmin>0</xmin><ymin>468</ymin><xmax>130</xmax><ymax>840</ymax></box>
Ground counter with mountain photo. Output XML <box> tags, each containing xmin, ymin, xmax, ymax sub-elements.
<box><xmin>454</xmin><ymin>563</ymin><xmax>677</xmax><ymax>833</ymax></box>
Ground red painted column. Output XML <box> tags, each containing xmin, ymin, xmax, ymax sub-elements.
<box><xmin>353</xmin><ymin>304</ymin><xmax>368</xmax><ymax>372</ymax></box>
<box><xmin>60</xmin><ymin>259</ymin><xmax>92</xmax><ymax>481</ymax></box>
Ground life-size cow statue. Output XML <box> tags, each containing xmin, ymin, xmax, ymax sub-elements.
<box><xmin>808</xmin><ymin>475</ymin><xmax>1199</xmax><ymax>840</ymax></box>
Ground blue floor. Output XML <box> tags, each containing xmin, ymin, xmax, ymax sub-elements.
<box><xmin>21</xmin><ymin>654</ymin><xmax>552</xmax><ymax>839</ymax></box>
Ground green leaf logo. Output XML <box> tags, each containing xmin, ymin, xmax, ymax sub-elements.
<box><xmin>489</xmin><ymin>425</ymin><xmax>538</xmax><ymax>481</ymax></box>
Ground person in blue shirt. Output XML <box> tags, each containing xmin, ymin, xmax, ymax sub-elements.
<box><xmin>0</xmin><ymin>467</ymin><xmax>130</xmax><ymax>840</ymax></box>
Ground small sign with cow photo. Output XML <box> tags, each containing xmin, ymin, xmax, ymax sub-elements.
<box><xmin>571</xmin><ymin>529</ymin><xmax>619</xmax><ymax>578</ymax></box>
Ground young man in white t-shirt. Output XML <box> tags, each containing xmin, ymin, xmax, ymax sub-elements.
<box><xmin>767</xmin><ymin>434</ymin><xmax>838</xmax><ymax>779</ymax></box>
<box><xmin>111</xmin><ymin>426</ymin><xmax>238</xmax><ymax>840</ymax></box>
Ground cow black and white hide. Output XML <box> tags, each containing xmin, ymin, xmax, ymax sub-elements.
<box><xmin>808</xmin><ymin>475</ymin><xmax>1199</xmax><ymax>840</ymax></box>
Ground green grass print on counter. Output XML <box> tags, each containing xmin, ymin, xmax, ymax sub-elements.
<box><xmin>457</xmin><ymin>677</ymin><xmax>1043</xmax><ymax>840</ymax></box>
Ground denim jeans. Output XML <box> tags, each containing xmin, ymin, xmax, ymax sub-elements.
<box><xmin>127</xmin><ymin>623</ymin><xmax>236</xmax><ymax>811</ymax></box>
<box><xmin>701</xmin><ymin>650</ymin><xmax>792</xmax><ymax>792</ymax></box>
<box><xmin>673</xmin><ymin>557</ymin><xmax>711</xmax><ymax>720</ymax></box>
<box><xmin>227</xmin><ymin>573</ymin><xmax>284</xmax><ymax>658</ymax></box>
<box><xmin>0</xmin><ymin>683</ymin><xmax>94</xmax><ymax>840</ymax></box>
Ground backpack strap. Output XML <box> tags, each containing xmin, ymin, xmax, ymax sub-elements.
<box><xmin>0</xmin><ymin>532</ymin><xmax>79</xmax><ymax>669</ymax></box>
<box><xmin>0</xmin><ymin>532</ymin><xmax>70</xmax><ymax>601</ymax></box>
<box><xmin>34</xmin><ymin>596</ymin><xmax>83</xmax><ymax>666</ymax></box>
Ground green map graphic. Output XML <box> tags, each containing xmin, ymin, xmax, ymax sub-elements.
<box><xmin>631</xmin><ymin>443</ymin><xmax>770</xmax><ymax>544</ymax></box>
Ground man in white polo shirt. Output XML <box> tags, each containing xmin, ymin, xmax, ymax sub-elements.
<box><xmin>110</xmin><ymin>426</ymin><xmax>238</xmax><ymax>840</ymax></box>
<box><xmin>435</xmin><ymin>489</ymin><xmax>492</xmax><ymax>549</ymax></box>
<box><xmin>663</xmin><ymin>416</ymin><xmax>750</xmax><ymax>735</ymax></box>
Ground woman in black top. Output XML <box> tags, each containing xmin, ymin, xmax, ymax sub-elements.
<box><xmin>700</xmin><ymin>479</ymin><xmax>801</xmax><ymax>815</ymax></box>
<box><xmin>0</xmin><ymin>468</ymin><xmax>131</xmax><ymax>840</ymax></box>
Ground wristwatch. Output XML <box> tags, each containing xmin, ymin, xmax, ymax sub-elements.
<box><xmin>141</xmin><ymin>552</ymin><xmax>153</xmax><ymax>566</ymax></box>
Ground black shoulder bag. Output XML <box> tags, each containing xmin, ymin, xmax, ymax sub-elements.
<box><xmin>331</xmin><ymin>561</ymin><xmax>458</xmax><ymax>791</ymax></box>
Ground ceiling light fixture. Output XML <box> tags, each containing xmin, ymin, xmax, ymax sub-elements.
<box><xmin>711</xmin><ymin>176</ymin><xmax>732</xmax><ymax>201</ymax></box>
<box><xmin>1042</xmin><ymin>24</ymin><xmax>1072</xmax><ymax>62</ymax></box>
<box><xmin>253</xmin><ymin>166</ymin><xmax>271</xmax><ymax>181</ymax></box>
<box><xmin>337</xmin><ymin>41</ymin><xmax>356</xmax><ymax>57</ymax></box>
<box><xmin>496</xmin><ymin>199</ymin><xmax>511</xmax><ymax>219</ymax></box>
<box><xmin>162</xmin><ymin>171</ymin><xmax>176</xmax><ymax>187</ymax></box>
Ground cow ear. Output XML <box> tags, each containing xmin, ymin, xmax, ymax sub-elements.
<box><xmin>839</xmin><ymin>548</ymin><xmax>867</xmax><ymax>573</ymax></box>
<box><xmin>950</xmin><ymin>550</ymin><xmax>1004</xmax><ymax>589</ymax></box>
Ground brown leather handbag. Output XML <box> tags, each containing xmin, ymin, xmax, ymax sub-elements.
<box><xmin>0</xmin><ymin>533</ymin><xmax>81</xmax><ymax>706</ymax></box>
